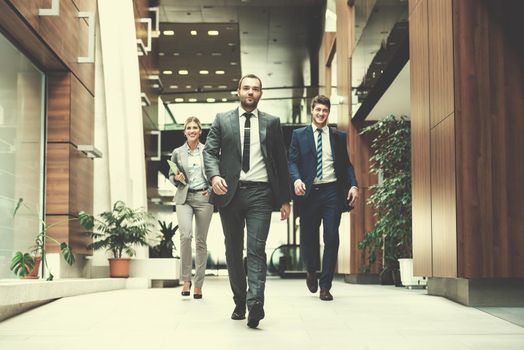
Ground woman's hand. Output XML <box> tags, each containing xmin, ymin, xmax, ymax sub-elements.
<box><xmin>174</xmin><ymin>171</ymin><xmax>186</xmax><ymax>184</ymax></box>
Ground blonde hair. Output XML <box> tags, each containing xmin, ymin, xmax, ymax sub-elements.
<box><xmin>184</xmin><ymin>116</ymin><xmax>202</xmax><ymax>130</ymax></box>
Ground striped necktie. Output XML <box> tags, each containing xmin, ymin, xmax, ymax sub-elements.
<box><xmin>316</xmin><ymin>128</ymin><xmax>323</xmax><ymax>179</ymax></box>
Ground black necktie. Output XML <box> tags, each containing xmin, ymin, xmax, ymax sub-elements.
<box><xmin>242</xmin><ymin>112</ymin><xmax>253</xmax><ymax>172</ymax></box>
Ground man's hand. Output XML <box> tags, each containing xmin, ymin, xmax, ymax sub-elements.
<box><xmin>347</xmin><ymin>186</ymin><xmax>359</xmax><ymax>207</ymax></box>
<box><xmin>211</xmin><ymin>176</ymin><xmax>228</xmax><ymax>195</ymax></box>
<box><xmin>280</xmin><ymin>202</ymin><xmax>290</xmax><ymax>220</ymax></box>
<box><xmin>294</xmin><ymin>180</ymin><xmax>306</xmax><ymax>196</ymax></box>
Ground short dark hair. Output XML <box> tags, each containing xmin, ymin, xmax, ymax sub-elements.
<box><xmin>311</xmin><ymin>95</ymin><xmax>331</xmax><ymax>110</ymax></box>
<box><xmin>237</xmin><ymin>74</ymin><xmax>262</xmax><ymax>90</ymax></box>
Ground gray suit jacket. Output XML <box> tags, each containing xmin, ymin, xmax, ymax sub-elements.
<box><xmin>169</xmin><ymin>142</ymin><xmax>207</xmax><ymax>205</ymax></box>
<box><xmin>203</xmin><ymin>108</ymin><xmax>291</xmax><ymax>209</ymax></box>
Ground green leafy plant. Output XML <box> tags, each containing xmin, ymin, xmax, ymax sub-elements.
<box><xmin>10</xmin><ymin>198</ymin><xmax>76</xmax><ymax>280</ymax></box>
<box><xmin>79</xmin><ymin>201</ymin><xmax>154</xmax><ymax>258</ymax></box>
<box><xmin>358</xmin><ymin>115</ymin><xmax>412</xmax><ymax>274</ymax></box>
<box><xmin>150</xmin><ymin>220</ymin><xmax>179</xmax><ymax>258</ymax></box>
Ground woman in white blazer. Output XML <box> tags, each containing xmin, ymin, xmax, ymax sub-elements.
<box><xmin>169</xmin><ymin>117</ymin><xmax>213</xmax><ymax>299</ymax></box>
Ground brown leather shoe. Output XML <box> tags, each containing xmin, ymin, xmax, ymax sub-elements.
<box><xmin>319</xmin><ymin>288</ymin><xmax>333</xmax><ymax>301</ymax></box>
<box><xmin>306</xmin><ymin>272</ymin><xmax>318</xmax><ymax>293</ymax></box>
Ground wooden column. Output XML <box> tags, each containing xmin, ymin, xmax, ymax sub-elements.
<box><xmin>409</xmin><ymin>0</ymin><xmax>524</xmax><ymax>304</ymax></box>
<box><xmin>334</xmin><ymin>0</ymin><xmax>379</xmax><ymax>276</ymax></box>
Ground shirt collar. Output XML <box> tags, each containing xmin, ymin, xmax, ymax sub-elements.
<box><xmin>239</xmin><ymin>106</ymin><xmax>258</xmax><ymax>118</ymax></box>
<box><xmin>183</xmin><ymin>142</ymin><xmax>202</xmax><ymax>153</ymax></box>
<box><xmin>312</xmin><ymin>123</ymin><xmax>328</xmax><ymax>133</ymax></box>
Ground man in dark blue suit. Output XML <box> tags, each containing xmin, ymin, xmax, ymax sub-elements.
<box><xmin>288</xmin><ymin>95</ymin><xmax>359</xmax><ymax>301</ymax></box>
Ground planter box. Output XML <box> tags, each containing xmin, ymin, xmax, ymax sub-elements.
<box><xmin>398</xmin><ymin>258</ymin><xmax>427</xmax><ymax>288</ymax></box>
<box><xmin>129</xmin><ymin>258</ymin><xmax>180</xmax><ymax>280</ymax></box>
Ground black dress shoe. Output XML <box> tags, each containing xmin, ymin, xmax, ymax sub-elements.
<box><xmin>181</xmin><ymin>281</ymin><xmax>192</xmax><ymax>296</ymax></box>
<box><xmin>231</xmin><ymin>304</ymin><xmax>246</xmax><ymax>320</ymax></box>
<box><xmin>193</xmin><ymin>293</ymin><xmax>202</xmax><ymax>299</ymax></box>
<box><xmin>247</xmin><ymin>301</ymin><xmax>265</xmax><ymax>329</ymax></box>
<box><xmin>319</xmin><ymin>288</ymin><xmax>333</xmax><ymax>301</ymax></box>
<box><xmin>306</xmin><ymin>272</ymin><xmax>318</xmax><ymax>293</ymax></box>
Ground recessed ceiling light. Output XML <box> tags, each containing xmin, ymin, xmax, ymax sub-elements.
<box><xmin>163</xmin><ymin>30</ymin><xmax>175</xmax><ymax>36</ymax></box>
<box><xmin>173</xmin><ymin>52</ymin><xmax>180</xmax><ymax>56</ymax></box>
<box><xmin>227</xmin><ymin>42</ymin><xmax>236</xmax><ymax>47</ymax></box>
<box><xmin>178</xmin><ymin>70</ymin><xmax>189</xmax><ymax>75</ymax></box>
<box><xmin>163</xmin><ymin>70</ymin><xmax>173</xmax><ymax>75</ymax></box>
<box><xmin>188</xmin><ymin>98</ymin><xmax>197</xmax><ymax>102</ymax></box>
<box><xmin>152</xmin><ymin>84</ymin><xmax>159</xmax><ymax>88</ymax></box>
<box><xmin>215</xmin><ymin>70</ymin><xmax>225</xmax><ymax>75</ymax></box>
<box><xmin>218</xmin><ymin>85</ymin><xmax>228</xmax><ymax>89</ymax></box>
<box><xmin>230</xmin><ymin>62</ymin><xmax>238</xmax><ymax>65</ymax></box>
<box><xmin>208</xmin><ymin>30</ymin><xmax>219</xmax><ymax>36</ymax></box>
<box><xmin>175</xmin><ymin>98</ymin><xmax>184</xmax><ymax>102</ymax></box>
<box><xmin>232</xmin><ymin>78</ymin><xmax>239</xmax><ymax>81</ymax></box>
<box><xmin>211</xmin><ymin>52</ymin><xmax>222</xmax><ymax>56</ymax></box>
<box><xmin>185</xmin><ymin>85</ymin><xmax>192</xmax><ymax>89</ymax></box>
<box><xmin>221</xmin><ymin>98</ymin><xmax>228</xmax><ymax>102</ymax></box>
<box><xmin>199</xmin><ymin>70</ymin><xmax>209</xmax><ymax>75</ymax></box>
<box><xmin>159</xmin><ymin>52</ymin><xmax>165</xmax><ymax>56</ymax></box>
<box><xmin>203</xmin><ymin>85</ymin><xmax>213</xmax><ymax>89</ymax></box>
<box><xmin>191</xmin><ymin>30</ymin><xmax>198</xmax><ymax>35</ymax></box>
<box><xmin>207</xmin><ymin>98</ymin><xmax>216</xmax><ymax>103</ymax></box>
<box><xmin>169</xmin><ymin>85</ymin><xmax>178</xmax><ymax>89</ymax></box>
<box><xmin>230</xmin><ymin>91</ymin><xmax>238</xmax><ymax>95</ymax></box>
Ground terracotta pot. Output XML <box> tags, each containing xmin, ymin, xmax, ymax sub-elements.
<box><xmin>22</xmin><ymin>256</ymin><xmax>42</xmax><ymax>279</ymax></box>
<box><xmin>108</xmin><ymin>258</ymin><xmax>131</xmax><ymax>278</ymax></box>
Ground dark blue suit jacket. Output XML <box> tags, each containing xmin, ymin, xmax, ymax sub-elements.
<box><xmin>288</xmin><ymin>125</ymin><xmax>358</xmax><ymax>212</ymax></box>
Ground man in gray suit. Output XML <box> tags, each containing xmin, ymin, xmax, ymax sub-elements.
<box><xmin>204</xmin><ymin>74</ymin><xmax>291</xmax><ymax>328</ymax></box>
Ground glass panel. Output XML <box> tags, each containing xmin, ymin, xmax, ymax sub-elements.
<box><xmin>0</xmin><ymin>33</ymin><xmax>46</xmax><ymax>278</ymax></box>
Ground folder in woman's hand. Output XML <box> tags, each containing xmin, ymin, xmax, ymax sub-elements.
<box><xmin>167</xmin><ymin>160</ymin><xmax>186</xmax><ymax>185</ymax></box>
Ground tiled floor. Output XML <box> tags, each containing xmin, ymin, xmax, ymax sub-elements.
<box><xmin>0</xmin><ymin>276</ymin><xmax>523</xmax><ymax>350</ymax></box>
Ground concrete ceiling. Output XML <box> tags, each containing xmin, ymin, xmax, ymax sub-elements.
<box><xmin>157</xmin><ymin>0</ymin><xmax>325</xmax><ymax>123</ymax></box>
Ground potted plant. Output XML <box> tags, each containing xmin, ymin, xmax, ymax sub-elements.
<box><xmin>149</xmin><ymin>220</ymin><xmax>179</xmax><ymax>258</ymax></box>
<box><xmin>9</xmin><ymin>198</ymin><xmax>76</xmax><ymax>280</ymax></box>
<box><xmin>358</xmin><ymin>115</ymin><xmax>412</xmax><ymax>285</ymax></box>
<box><xmin>79</xmin><ymin>200</ymin><xmax>154</xmax><ymax>278</ymax></box>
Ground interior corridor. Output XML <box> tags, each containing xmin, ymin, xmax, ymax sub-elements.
<box><xmin>0</xmin><ymin>277</ymin><xmax>523</xmax><ymax>349</ymax></box>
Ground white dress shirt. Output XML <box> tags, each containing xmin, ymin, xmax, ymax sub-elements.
<box><xmin>239</xmin><ymin>106</ymin><xmax>269</xmax><ymax>182</ymax></box>
<box><xmin>312</xmin><ymin>124</ymin><xmax>337</xmax><ymax>184</ymax></box>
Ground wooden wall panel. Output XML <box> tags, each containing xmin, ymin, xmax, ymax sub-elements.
<box><xmin>409</xmin><ymin>0</ymin><xmax>433</xmax><ymax>276</ymax></box>
<box><xmin>0</xmin><ymin>1</ymin><xmax>65</xmax><ymax>70</ymax></box>
<box><xmin>336</xmin><ymin>0</ymin><xmax>351</xmax><ymax>129</ymax></box>
<box><xmin>319</xmin><ymin>32</ymin><xmax>336</xmax><ymax>97</ymax></box>
<box><xmin>69</xmin><ymin>144</ymin><xmax>94</xmax><ymax>215</ymax></box>
<box><xmin>428</xmin><ymin>0</ymin><xmax>454</xmax><ymax>127</ymax></box>
<box><xmin>453</xmin><ymin>0</ymin><xmax>524</xmax><ymax>278</ymax></box>
<box><xmin>70</xmin><ymin>74</ymin><xmax>94</xmax><ymax>145</ymax></box>
<box><xmin>7</xmin><ymin>0</ymin><xmax>95</xmax><ymax>94</ymax></box>
<box><xmin>430</xmin><ymin>115</ymin><xmax>457</xmax><ymax>278</ymax></box>
<box><xmin>46</xmin><ymin>143</ymin><xmax>71</xmax><ymax>214</ymax></box>
<box><xmin>46</xmin><ymin>144</ymin><xmax>93</xmax><ymax>215</ymax></box>
<box><xmin>47</xmin><ymin>74</ymin><xmax>71</xmax><ymax>142</ymax></box>
<box><xmin>46</xmin><ymin>216</ymin><xmax>91</xmax><ymax>255</ymax></box>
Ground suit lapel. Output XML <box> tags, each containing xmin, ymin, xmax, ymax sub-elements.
<box><xmin>305</xmin><ymin>125</ymin><xmax>315</xmax><ymax>155</ymax></box>
<box><xmin>258</xmin><ymin>112</ymin><xmax>268</xmax><ymax>159</ymax></box>
<box><xmin>229</xmin><ymin>109</ymin><xmax>241</xmax><ymax>158</ymax></box>
<box><xmin>179</xmin><ymin>146</ymin><xmax>188</xmax><ymax>175</ymax></box>
<box><xmin>198</xmin><ymin>142</ymin><xmax>207</xmax><ymax>180</ymax></box>
<box><xmin>329</xmin><ymin>127</ymin><xmax>337</xmax><ymax>163</ymax></box>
